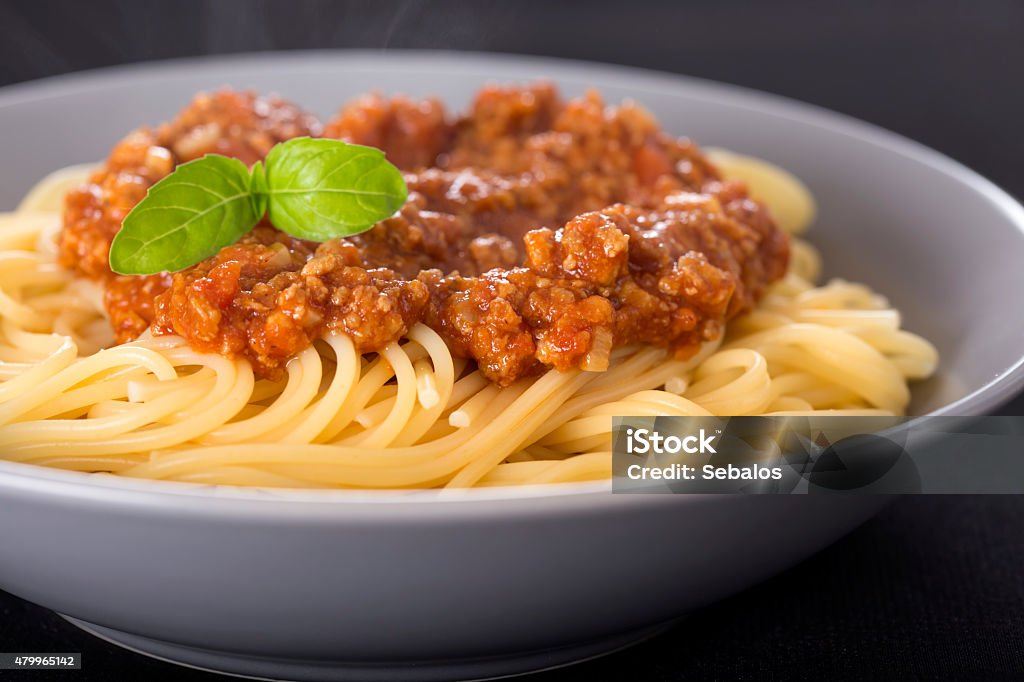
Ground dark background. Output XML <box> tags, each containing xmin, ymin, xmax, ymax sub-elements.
<box><xmin>0</xmin><ymin>1</ymin><xmax>1021</xmax><ymax>680</ymax></box>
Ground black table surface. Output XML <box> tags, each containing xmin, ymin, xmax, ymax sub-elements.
<box><xmin>0</xmin><ymin>1</ymin><xmax>1022</xmax><ymax>679</ymax></box>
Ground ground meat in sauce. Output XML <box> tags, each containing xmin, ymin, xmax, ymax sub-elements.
<box><xmin>59</xmin><ymin>83</ymin><xmax>789</xmax><ymax>386</ymax></box>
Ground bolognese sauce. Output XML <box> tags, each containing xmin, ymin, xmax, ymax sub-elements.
<box><xmin>58</xmin><ymin>83</ymin><xmax>788</xmax><ymax>386</ymax></box>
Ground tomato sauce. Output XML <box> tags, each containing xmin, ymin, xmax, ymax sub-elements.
<box><xmin>59</xmin><ymin>84</ymin><xmax>788</xmax><ymax>385</ymax></box>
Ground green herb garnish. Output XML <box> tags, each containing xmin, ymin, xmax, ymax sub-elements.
<box><xmin>109</xmin><ymin>138</ymin><xmax>407</xmax><ymax>275</ymax></box>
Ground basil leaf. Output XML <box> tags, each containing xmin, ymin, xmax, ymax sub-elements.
<box><xmin>106</xmin><ymin>138</ymin><xmax>408</xmax><ymax>276</ymax></box>
<box><xmin>264</xmin><ymin>138</ymin><xmax>407</xmax><ymax>241</ymax></box>
<box><xmin>109</xmin><ymin>155</ymin><xmax>259</xmax><ymax>275</ymax></box>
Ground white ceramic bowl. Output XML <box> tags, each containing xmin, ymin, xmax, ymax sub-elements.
<box><xmin>0</xmin><ymin>51</ymin><xmax>1022</xmax><ymax>681</ymax></box>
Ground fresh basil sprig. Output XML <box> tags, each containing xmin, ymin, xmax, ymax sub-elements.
<box><xmin>109</xmin><ymin>138</ymin><xmax>407</xmax><ymax>275</ymax></box>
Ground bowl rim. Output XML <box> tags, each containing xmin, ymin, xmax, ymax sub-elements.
<box><xmin>0</xmin><ymin>48</ymin><xmax>1021</xmax><ymax>508</ymax></box>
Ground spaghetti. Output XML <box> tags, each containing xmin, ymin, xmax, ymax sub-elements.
<box><xmin>0</xmin><ymin>90</ymin><xmax>938</xmax><ymax>489</ymax></box>
<box><xmin>0</xmin><ymin>152</ymin><xmax>937</xmax><ymax>488</ymax></box>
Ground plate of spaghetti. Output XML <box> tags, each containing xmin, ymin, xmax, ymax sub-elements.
<box><xmin>0</xmin><ymin>51</ymin><xmax>1021</xmax><ymax>681</ymax></box>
